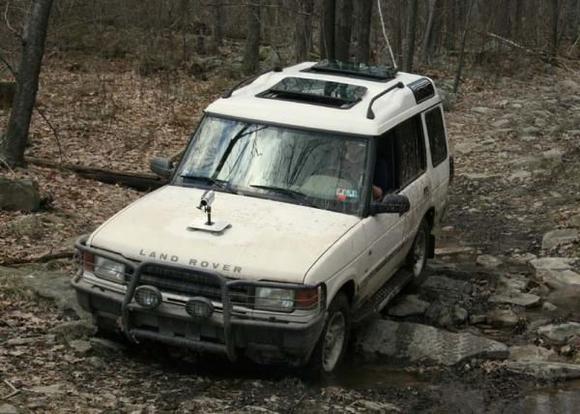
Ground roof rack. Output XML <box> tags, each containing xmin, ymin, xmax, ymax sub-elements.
<box><xmin>256</xmin><ymin>77</ymin><xmax>367</xmax><ymax>109</ymax></box>
<box><xmin>366</xmin><ymin>82</ymin><xmax>405</xmax><ymax>119</ymax></box>
<box><xmin>303</xmin><ymin>60</ymin><xmax>397</xmax><ymax>82</ymax></box>
<box><xmin>222</xmin><ymin>67</ymin><xmax>282</xmax><ymax>99</ymax></box>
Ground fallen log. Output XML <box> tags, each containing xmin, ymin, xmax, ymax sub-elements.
<box><xmin>2</xmin><ymin>251</ymin><xmax>74</xmax><ymax>267</ymax></box>
<box><xmin>26</xmin><ymin>157</ymin><xmax>167</xmax><ymax>191</ymax></box>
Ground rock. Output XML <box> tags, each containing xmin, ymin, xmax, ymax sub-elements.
<box><xmin>2</xmin><ymin>215</ymin><xmax>43</xmax><ymax>238</ymax></box>
<box><xmin>509</xmin><ymin>253</ymin><xmax>537</xmax><ymax>265</ymax></box>
<box><xmin>570</xmin><ymin>214</ymin><xmax>580</xmax><ymax>228</ymax></box>
<box><xmin>30</xmin><ymin>384</ymin><xmax>65</xmax><ymax>395</ymax></box>
<box><xmin>453</xmin><ymin>306</ymin><xmax>469</xmax><ymax>324</ymax></box>
<box><xmin>435</xmin><ymin>246</ymin><xmax>475</xmax><ymax>256</ymax></box>
<box><xmin>560</xmin><ymin>79</ymin><xmax>579</xmax><ymax>90</ymax></box>
<box><xmin>439</xmin><ymin>89</ymin><xmax>457</xmax><ymax>112</ymax></box>
<box><xmin>476</xmin><ymin>254</ymin><xmax>503</xmax><ymax>269</ymax></box>
<box><xmin>90</xmin><ymin>337</ymin><xmax>126</xmax><ymax>353</ymax></box>
<box><xmin>521</xmin><ymin>126</ymin><xmax>541</xmax><ymax>136</ymax></box>
<box><xmin>508</xmin><ymin>170</ymin><xmax>531</xmax><ymax>181</ymax></box>
<box><xmin>498</xmin><ymin>274</ymin><xmax>529</xmax><ymax>291</ymax></box>
<box><xmin>487</xmin><ymin>309</ymin><xmax>519</xmax><ymax>327</ymax></box>
<box><xmin>472</xmin><ymin>107</ymin><xmax>493</xmax><ymax>115</ymax></box>
<box><xmin>531</xmin><ymin>257</ymin><xmax>580</xmax><ymax>289</ymax></box>
<box><xmin>547</xmin><ymin>287</ymin><xmax>580</xmax><ymax>315</ymax></box>
<box><xmin>509</xmin><ymin>345</ymin><xmax>556</xmax><ymax>362</ymax></box>
<box><xmin>50</xmin><ymin>320</ymin><xmax>96</xmax><ymax>341</ymax></box>
<box><xmin>356</xmin><ymin>320</ymin><xmax>508</xmax><ymax>366</ymax></box>
<box><xmin>492</xmin><ymin>119</ymin><xmax>510</xmax><ymax>128</ymax></box>
<box><xmin>542</xmin><ymin>229</ymin><xmax>579</xmax><ymax>250</ymax></box>
<box><xmin>420</xmin><ymin>276</ymin><xmax>472</xmax><ymax>301</ymax></box>
<box><xmin>69</xmin><ymin>339</ymin><xmax>92</xmax><ymax>354</ymax></box>
<box><xmin>0</xmin><ymin>404</ymin><xmax>19</xmax><ymax>414</ymax></box>
<box><xmin>542</xmin><ymin>302</ymin><xmax>558</xmax><ymax>312</ymax></box>
<box><xmin>538</xmin><ymin>322</ymin><xmax>580</xmax><ymax>344</ymax></box>
<box><xmin>387</xmin><ymin>295</ymin><xmax>430</xmax><ymax>317</ymax></box>
<box><xmin>470</xmin><ymin>314</ymin><xmax>487</xmax><ymax>325</ymax></box>
<box><xmin>560</xmin><ymin>345</ymin><xmax>574</xmax><ymax>356</ymax></box>
<box><xmin>489</xmin><ymin>292</ymin><xmax>541</xmax><ymax>308</ymax></box>
<box><xmin>0</xmin><ymin>178</ymin><xmax>41</xmax><ymax>212</ymax></box>
<box><xmin>505</xmin><ymin>361</ymin><xmax>580</xmax><ymax>381</ymax></box>
<box><xmin>355</xmin><ymin>400</ymin><xmax>400</xmax><ymax>412</ymax></box>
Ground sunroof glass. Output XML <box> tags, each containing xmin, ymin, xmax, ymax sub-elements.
<box><xmin>262</xmin><ymin>77</ymin><xmax>367</xmax><ymax>104</ymax></box>
<box><xmin>305</xmin><ymin>60</ymin><xmax>397</xmax><ymax>81</ymax></box>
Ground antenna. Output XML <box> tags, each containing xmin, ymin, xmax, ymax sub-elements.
<box><xmin>377</xmin><ymin>0</ymin><xmax>398</xmax><ymax>70</ymax></box>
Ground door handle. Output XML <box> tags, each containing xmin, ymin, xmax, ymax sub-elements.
<box><xmin>423</xmin><ymin>187</ymin><xmax>430</xmax><ymax>198</ymax></box>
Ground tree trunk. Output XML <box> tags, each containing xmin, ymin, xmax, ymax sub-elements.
<box><xmin>320</xmin><ymin>0</ymin><xmax>336</xmax><ymax>60</ymax></box>
<box><xmin>356</xmin><ymin>0</ymin><xmax>373</xmax><ymax>63</ymax></box>
<box><xmin>335</xmin><ymin>0</ymin><xmax>353</xmax><ymax>61</ymax></box>
<box><xmin>295</xmin><ymin>0</ymin><xmax>314</xmax><ymax>62</ymax></box>
<box><xmin>402</xmin><ymin>0</ymin><xmax>418</xmax><ymax>72</ymax></box>
<box><xmin>421</xmin><ymin>0</ymin><xmax>438</xmax><ymax>64</ymax></box>
<box><xmin>1</xmin><ymin>0</ymin><xmax>53</xmax><ymax>168</ymax></box>
<box><xmin>242</xmin><ymin>1</ymin><xmax>261</xmax><ymax>75</ymax></box>
<box><xmin>213</xmin><ymin>0</ymin><xmax>224</xmax><ymax>48</ymax></box>
<box><xmin>453</xmin><ymin>0</ymin><xmax>474</xmax><ymax>93</ymax></box>
<box><xmin>513</xmin><ymin>0</ymin><xmax>522</xmax><ymax>40</ymax></box>
<box><xmin>551</xmin><ymin>0</ymin><xmax>560</xmax><ymax>56</ymax></box>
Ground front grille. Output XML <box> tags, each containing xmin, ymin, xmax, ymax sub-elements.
<box><xmin>129</xmin><ymin>265</ymin><xmax>252</xmax><ymax>306</ymax></box>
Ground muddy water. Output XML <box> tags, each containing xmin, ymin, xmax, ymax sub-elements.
<box><xmin>501</xmin><ymin>382</ymin><xmax>580</xmax><ymax>414</ymax></box>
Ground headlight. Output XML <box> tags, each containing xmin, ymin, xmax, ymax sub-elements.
<box><xmin>94</xmin><ymin>256</ymin><xmax>126</xmax><ymax>284</ymax></box>
<box><xmin>255</xmin><ymin>287</ymin><xmax>295</xmax><ymax>312</ymax></box>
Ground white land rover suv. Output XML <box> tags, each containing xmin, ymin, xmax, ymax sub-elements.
<box><xmin>73</xmin><ymin>61</ymin><xmax>452</xmax><ymax>373</ymax></box>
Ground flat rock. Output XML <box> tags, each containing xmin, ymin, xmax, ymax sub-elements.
<box><xmin>489</xmin><ymin>292</ymin><xmax>540</xmax><ymax>308</ymax></box>
<box><xmin>30</xmin><ymin>384</ymin><xmax>65</xmax><ymax>395</ymax></box>
<box><xmin>531</xmin><ymin>257</ymin><xmax>580</xmax><ymax>289</ymax></box>
<box><xmin>0</xmin><ymin>178</ymin><xmax>41</xmax><ymax>212</ymax></box>
<box><xmin>420</xmin><ymin>276</ymin><xmax>472</xmax><ymax>301</ymax></box>
<box><xmin>509</xmin><ymin>345</ymin><xmax>557</xmax><ymax>362</ymax></box>
<box><xmin>531</xmin><ymin>257</ymin><xmax>576</xmax><ymax>271</ymax></box>
<box><xmin>505</xmin><ymin>361</ymin><xmax>580</xmax><ymax>381</ymax></box>
<box><xmin>476</xmin><ymin>254</ymin><xmax>503</xmax><ymax>269</ymax></box>
<box><xmin>387</xmin><ymin>295</ymin><xmax>430</xmax><ymax>317</ymax></box>
<box><xmin>570</xmin><ymin>214</ymin><xmax>580</xmax><ymax>228</ymax></box>
<box><xmin>538</xmin><ymin>322</ymin><xmax>580</xmax><ymax>344</ymax></box>
<box><xmin>0</xmin><ymin>404</ymin><xmax>19</xmax><ymax>414</ymax></box>
<box><xmin>542</xmin><ymin>229</ymin><xmax>579</xmax><ymax>250</ymax></box>
<box><xmin>472</xmin><ymin>106</ymin><xmax>493</xmax><ymax>114</ymax></box>
<box><xmin>487</xmin><ymin>309</ymin><xmax>519</xmax><ymax>327</ymax></box>
<box><xmin>356</xmin><ymin>320</ymin><xmax>508</xmax><ymax>366</ymax></box>
<box><xmin>69</xmin><ymin>339</ymin><xmax>92</xmax><ymax>354</ymax></box>
<box><xmin>498</xmin><ymin>274</ymin><xmax>529</xmax><ymax>291</ymax></box>
<box><xmin>492</xmin><ymin>119</ymin><xmax>510</xmax><ymax>128</ymax></box>
<box><xmin>2</xmin><ymin>215</ymin><xmax>43</xmax><ymax>238</ymax></box>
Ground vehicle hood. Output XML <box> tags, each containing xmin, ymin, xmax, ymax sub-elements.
<box><xmin>88</xmin><ymin>185</ymin><xmax>360</xmax><ymax>283</ymax></box>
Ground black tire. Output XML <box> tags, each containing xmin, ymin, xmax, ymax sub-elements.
<box><xmin>406</xmin><ymin>218</ymin><xmax>430</xmax><ymax>283</ymax></box>
<box><xmin>307</xmin><ymin>292</ymin><xmax>351</xmax><ymax>375</ymax></box>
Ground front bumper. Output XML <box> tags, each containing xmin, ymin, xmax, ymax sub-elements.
<box><xmin>72</xmin><ymin>237</ymin><xmax>326</xmax><ymax>365</ymax></box>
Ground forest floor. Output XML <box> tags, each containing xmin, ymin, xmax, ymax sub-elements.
<box><xmin>1</xmin><ymin>55</ymin><xmax>580</xmax><ymax>413</ymax></box>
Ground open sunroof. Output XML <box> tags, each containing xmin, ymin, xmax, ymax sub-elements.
<box><xmin>257</xmin><ymin>77</ymin><xmax>367</xmax><ymax>109</ymax></box>
<box><xmin>303</xmin><ymin>60</ymin><xmax>397</xmax><ymax>82</ymax></box>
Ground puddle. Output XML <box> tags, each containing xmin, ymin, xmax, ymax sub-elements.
<box><xmin>500</xmin><ymin>381</ymin><xmax>580</xmax><ymax>414</ymax></box>
<box><xmin>325</xmin><ymin>360</ymin><xmax>426</xmax><ymax>388</ymax></box>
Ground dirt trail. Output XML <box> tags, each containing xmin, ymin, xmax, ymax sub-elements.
<box><xmin>1</xmin><ymin>64</ymin><xmax>580</xmax><ymax>413</ymax></box>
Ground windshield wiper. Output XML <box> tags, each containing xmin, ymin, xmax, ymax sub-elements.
<box><xmin>249</xmin><ymin>185</ymin><xmax>315</xmax><ymax>207</ymax></box>
<box><xmin>180</xmin><ymin>175</ymin><xmax>237</xmax><ymax>194</ymax></box>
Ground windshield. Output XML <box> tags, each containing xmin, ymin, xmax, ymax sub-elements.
<box><xmin>175</xmin><ymin>116</ymin><xmax>369</xmax><ymax>215</ymax></box>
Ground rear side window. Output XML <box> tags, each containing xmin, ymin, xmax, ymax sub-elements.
<box><xmin>425</xmin><ymin>107</ymin><xmax>447</xmax><ymax>166</ymax></box>
<box><xmin>394</xmin><ymin>115</ymin><xmax>426</xmax><ymax>188</ymax></box>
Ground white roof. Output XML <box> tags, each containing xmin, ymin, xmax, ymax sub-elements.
<box><xmin>205</xmin><ymin>62</ymin><xmax>441</xmax><ymax>137</ymax></box>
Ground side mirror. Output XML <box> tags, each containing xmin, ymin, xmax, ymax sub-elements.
<box><xmin>370</xmin><ymin>194</ymin><xmax>410</xmax><ymax>216</ymax></box>
<box><xmin>150</xmin><ymin>157</ymin><xmax>174</xmax><ymax>178</ymax></box>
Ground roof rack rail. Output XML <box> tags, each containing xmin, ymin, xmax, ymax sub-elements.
<box><xmin>366</xmin><ymin>82</ymin><xmax>404</xmax><ymax>120</ymax></box>
<box><xmin>222</xmin><ymin>67</ymin><xmax>282</xmax><ymax>99</ymax></box>
<box><xmin>303</xmin><ymin>60</ymin><xmax>397</xmax><ymax>82</ymax></box>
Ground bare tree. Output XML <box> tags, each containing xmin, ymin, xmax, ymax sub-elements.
<box><xmin>335</xmin><ymin>0</ymin><xmax>354</xmax><ymax>61</ymax></box>
<box><xmin>453</xmin><ymin>0</ymin><xmax>475</xmax><ymax>93</ymax></box>
<box><xmin>402</xmin><ymin>0</ymin><xmax>418</xmax><ymax>72</ymax></box>
<box><xmin>421</xmin><ymin>0</ymin><xmax>439</xmax><ymax>64</ymax></box>
<box><xmin>243</xmin><ymin>1</ymin><xmax>261</xmax><ymax>74</ymax></box>
<box><xmin>320</xmin><ymin>0</ymin><xmax>336</xmax><ymax>60</ymax></box>
<box><xmin>1</xmin><ymin>0</ymin><xmax>54</xmax><ymax>168</ymax></box>
<box><xmin>551</xmin><ymin>0</ymin><xmax>561</xmax><ymax>57</ymax></box>
<box><xmin>295</xmin><ymin>0</ymin><xmax>314</xmax><ymax>62</ymax></box>
<box><xmin>355</xmin><ymin>0</ymin><xmax>373</xmax><ymax>63</ymax></box>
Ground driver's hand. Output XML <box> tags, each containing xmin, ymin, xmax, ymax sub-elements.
<box><xmin>372</xmin><ymin>185</ymin><xmax>383</xmax><ymax>201</ymax></box>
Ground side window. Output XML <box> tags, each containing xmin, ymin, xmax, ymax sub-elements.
<box><xmin>425</xmin><ymin>106</ymin><xmax>448</xmax><ymax>167</ymax></box>
<box><xmin>394</xmin><ymin>115</ymin><xmax>426</xmax><ymax>188</ymax></box>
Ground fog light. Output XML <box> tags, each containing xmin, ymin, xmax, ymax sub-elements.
<box><xmin>185</xmin><ymin>297</ymin><xmax>214</xmax><ymax>319</ymax></box>
<box><xmin>135</xmin><ymin>286</ymin><xmax>161</xmax><ymax>309</ymax></box>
